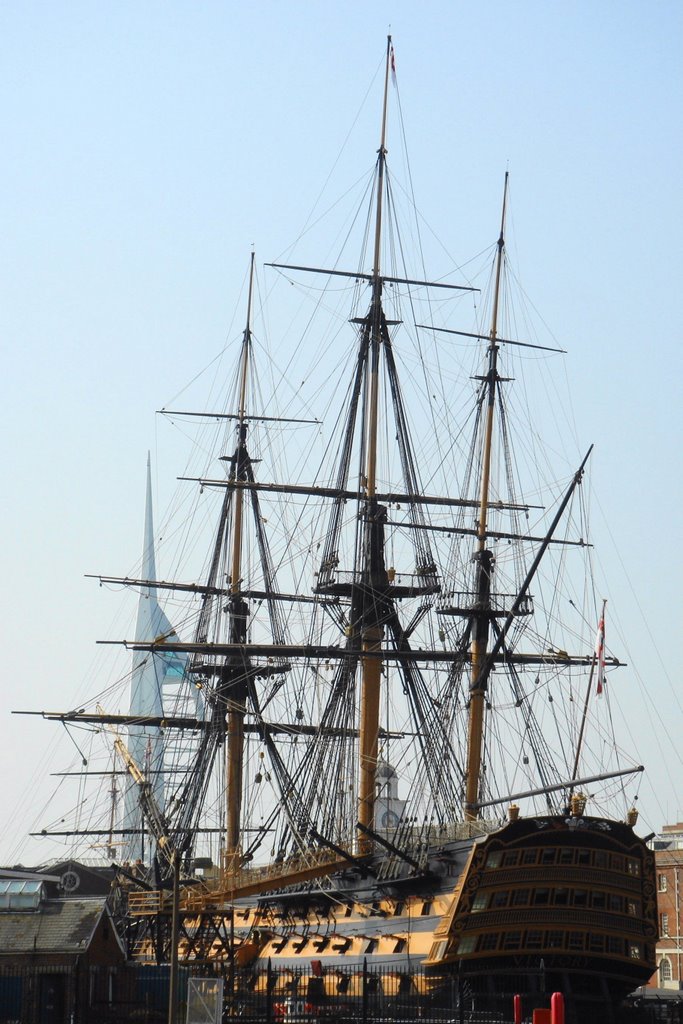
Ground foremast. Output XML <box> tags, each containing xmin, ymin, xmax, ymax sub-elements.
<box><xmin>463</xmin><ymin>175</ymin><xmax>508</xmax><ymax>821</ymax></box>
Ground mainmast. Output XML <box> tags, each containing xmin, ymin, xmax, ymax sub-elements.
<box><xmin>463</xmin><ymin>174</ymin><xmax>509</xmax><ymax>821</ymax></box>
<box><xmin>357</xmin><ymin>35</ymin><xmax>392</xmax><ymax>849</ymax></box>
<box><xmin>225</xmin><ymin>252</ymin><xmax>255</xmax><ymax>867</ymax></box>
<box><xmin>215</xmin><ymin>37</ymin><xmax>471</xmax><ymax>856</ymax></box>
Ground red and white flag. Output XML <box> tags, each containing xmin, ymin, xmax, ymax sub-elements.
<box><xmin>595</xmin><ymin>600</ymin><xmax>607</xmax><ymax>696</ymax></box>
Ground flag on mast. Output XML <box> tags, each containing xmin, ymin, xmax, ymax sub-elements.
<box><xmin>390</xmin><ymin>44</ymin><xmax>397</xmax><ymax>86</ymax></box>
<box><xmin>595</xmin><ymin>600</ymin><xmax>607</xmax><ymax>696</ymax></box>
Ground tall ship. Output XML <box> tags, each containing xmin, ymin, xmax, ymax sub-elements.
<box><xmin>28</xmin><ymin>37</ymin><xmax>656</xmax><ymax>1024</ymax></box>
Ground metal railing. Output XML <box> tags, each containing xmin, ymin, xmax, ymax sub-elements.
<box><xmin>0</xmin><ymin>962</ymin><xmax>676</xmax><ymax>1024</ymax></box>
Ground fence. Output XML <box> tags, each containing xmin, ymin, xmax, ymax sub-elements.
<box><xmin>0</xmin><ymin>963</ymin><xmax>679</xmax><ymax>1024</ymax></box>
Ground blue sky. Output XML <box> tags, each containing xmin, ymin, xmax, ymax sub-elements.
<box><xmin>0</xmin><ymin>1</ymin><xmax>681</xmax><ymax>863</ymax></box>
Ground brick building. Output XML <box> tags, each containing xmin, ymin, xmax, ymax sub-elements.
<box><xmin>651</xmin><ymin>822</ymin><xmax>683</xmax><ymax>989</ymax></box>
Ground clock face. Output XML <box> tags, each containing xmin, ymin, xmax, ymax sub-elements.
<box><xmin>60</xmin><ymin>870</ymin><xmax>80</xmax><ymax>893</ymax></box>
<box><xmin>381</xmin><ymin>810</ymin><xmax>399</xmax><ymax>828</ymax></box>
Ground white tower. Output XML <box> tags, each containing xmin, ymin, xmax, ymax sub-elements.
<box><xmin>374</xmin><ymin>760</ymin><xmax>406</xmax><ymax>831</ymax></box>
<box><xmin>121</xmin><ymin>455</ymin><xmax>185</xmax><ymax>862</ymax></box>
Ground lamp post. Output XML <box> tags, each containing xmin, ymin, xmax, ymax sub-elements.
<box><xmin>167</xmin><ymin>852</ymin><xmax>180</xmax><ymax>1024</ymax></box>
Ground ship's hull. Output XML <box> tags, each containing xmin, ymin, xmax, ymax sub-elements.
<box><xmin>126</xmin><ymin>813</ymin><xmax>656</xmax><ymax>1023</ymax></box>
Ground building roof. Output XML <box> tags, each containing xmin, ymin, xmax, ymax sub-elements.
<box><xmin>40</xmin><ymin>860</ymin><xmax>116</xmax><ymax>897</ymax></box>
<box><xmin>0</xmin><ymin>860</ymin><xmax>117</xmax><ymax>898</ymax></box>
<box><xmin>633</xmin><ymin>987</ymin><xmax>683</xmax><ymax>1002</ymax></box>
<box><xmin>0</xmin><ymin>897</ymin><xmax>116</xmax><ymax>955</ymax></box>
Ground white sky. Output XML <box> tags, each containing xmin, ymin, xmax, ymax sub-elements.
<box><xmin>1</xmin><ymin>1</ymin><xmax>681</xmax><ymax>865</ymax></box>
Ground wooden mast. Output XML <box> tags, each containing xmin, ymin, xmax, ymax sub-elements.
<box><xmin>570</xmin><ymin>598</ymin><xmax>606</xmax><ymax>787</ymax></box>
<box><xmin>357</xmin><ymin>35</ymin><xmax>392</xmax><ymax>850</ymax></box>
<box><xmin>464</xmin><ymin>175</ymin><xmax>508</xmax><ymax>821</ymax></box>
<box><xmin>225</xmin><ymin>252</ymin><xmax>255</xmax><ymax>867</ymax></box>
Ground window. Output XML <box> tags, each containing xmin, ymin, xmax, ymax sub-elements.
<box><xmin>661</xmin><ymin>913</ymin><xmax>669</xmax><ymax>936</ymax></box>
<box><xmin>0</xmin><ymin>879</ymin><xmax>44</xmax><ymax>910</ymax></box>
<box><xmin>486</xmin><ymin>852</ymin><xmax>502</xmax><ymax>868</ymax></box>
<box><xmin>577</xmin><ymin>850</ymin><xmax>590</xmax><ymax>866</ymax></box>
<box><xmin>629</xmin><ymin>943</ymin><xmax>642</xmax><ymax>959</ymax></box>
<box><xmin>491</xmin><ymin>892</ymin><xmax>509</xmax><ymax>908</ymax></box>
<box><xmin>502</xmin><ymin>931</ymin><xmax>522</xmax><ymax>950</ymax></box>
<box><xmin>659</xmin><ymin>874</ymin><xmax>668</xmax><ymax>893</ymax></box>
<box><xmin>429</xmin><ymin>940</ymin><xmax>447</xmax><ymax>961</ymax></box>
<box><xmin>554</xmin><ymin>889</ymin><xmax>569</xmax><ymax>906</ymax></box>
<box><xmin>533</xmin><ymin>889</ymin><xmax>550</xmax><ymax>906</ymax></box>
<box><xmin>547</xmin><ymin>930</ymin><xmax>564</xmax><ymax>949</ymax></box>
<box><xmin>594</xmin><ymin>851</ymin><xmax>608</xmax><ymax>868</ymax></box>
<box><xmin>558</xmin><ymin>849</ymin><xmax>574</xmax><ymax>865</ymax></box>
<box><xmin>479</xmin><ymin>933</ymin><xmax>499</xmax><ymax>951</ymax></box>
<box><xmin>592</xmin><ymin>892</ymin><xmax>606</xmax><ymax>910</ymax></box>
<box><xmin>526</xmin><ymin>930</ymin><xmax>543</xmax><ymax>950</ymax></box>
<box><xmin>568</xmin><ymin>932</ymin><xmax>584</xmax><ymax>951</ymax></box>
<box><xmin>627</xmin><ymin>858</ymin><xmax>640</xmax><ymax>876</ymax></box>
<box><xmin>521</xmin><ymin>849</ymin><xmax>537</xmax><ymax>865</ymax></box>
<box><xmin>502</xmin><ymin>851</ymin><xmax>518</xmax><ymax>866</ymax></box>
<box><xmin>540</xmin><ymin>849</ymin><xmax>555</xmax><ymax>865</ymax></box>
<box><xmin>458</xmin><ymin>936</ymin><xmax>476</xmax><ymax>954</ymax></box>
<box><xmin>574</xmin><ymin>890</ymin><xmax>588</xmax><ymax>908</ymax></box>
<box><xmin>471</xmin><ymin>893</ymin><xmax>488</xmax><ymax>912</ymax></box>
<box><xmin>660</xmin><ymin>958</ymin><xmax>673</xmax><ymax>984</ymax></box>
<box><xmin>511</xmin><ymin>889</ymin><xmax>530</xmax><ymax>906</ymax></box>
